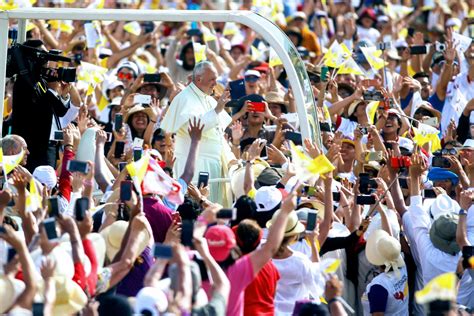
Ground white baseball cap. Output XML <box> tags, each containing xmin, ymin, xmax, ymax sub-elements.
<box><xmin>255</xmin><ymin>186</ymin><xmax>282</xmax><ymax>212</ymax></box>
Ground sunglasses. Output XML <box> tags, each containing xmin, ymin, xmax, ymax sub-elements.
<box><xmin>118</xmin><ymin>72</ymin><xmax>134</xmax><ymax>80</ymax></box>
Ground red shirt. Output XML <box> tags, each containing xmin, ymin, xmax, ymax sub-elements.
<box><xmin>244</xmin><ymin>260</ymin><xmax>280</xmax><ymax>316</ymax></box>
<box><xmin>83</xmin><ymin>238</ymin><xmax>98</xmax><ymax>296</ymax></box>
<box><xmin>58</xmin><ymin>147</ymin><xmax>74</xmax><ymax>202</ymax></box>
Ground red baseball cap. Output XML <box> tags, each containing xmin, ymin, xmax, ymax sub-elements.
<box><xmin>204</xmin><ymin>225</ymin><xmax>236</xmax><ymax>262</ymax></box>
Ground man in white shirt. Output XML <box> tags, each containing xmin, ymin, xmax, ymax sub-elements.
<box><xmin>160</xmin><ymin>61</ymin><xmax>234</xmax><ymax>206</ymax></box>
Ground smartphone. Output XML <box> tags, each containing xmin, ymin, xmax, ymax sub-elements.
<box><xmin>365</xmin><ymin>151</ymin><xmax>383</xmax><ymax>162</ymax></box>
<box><xmin>216</xmin><ymin>208</ymin><xmax>237</xmax><ymax>220</ymax></box>
<box><xmin>361</xmin><ymin>79</ymin><xmax>379</xmax><ymax>87</ymax></box>
<box><xmin>114</xmin><ymin>113</ymin><xmax>123</xmax><ymax>132</ymax></box>
<box><xmin>407</xmin><ymin>27</ymin><xmax>415</xmax><ymax>38</ymax></box>
<box><xmin>48</xmin><ymin>196</ymin><xmax>60</xmax><ymax>217</ymax></box>
<box><xmin>54</xmin><ymin>131</ymin><xmax>64</xmax><ymax>141</ymax></box>
<box><xmin>321</xmin><ymin>66</ymin><xmax>329</xmax><ymax>82</ymax></box>
<box><xmin>423</xmin><ymin>189</ymin><xmax>437</xmax><ymax>198</ymax></box>
<box><xmin>410</xmin><ymin>45</ymin><xmax>427</xmax><ymax>55</ymax></box>
<box><xmin>333</xmin><ymin>192</ymin><xmax>341</xmax><ymax>202</ymax></box>
<box><xmin>359</xmin><ymin>173</ymin><xmax>378</xmax><ymax>194</ymax></box>
<box><xmin>114</xmin><ymin>141</ymin><xmax>125</xmax><ymax>158</ymax></box>
<box><xmin>229</xmin><ymin>79</ymin><xmax>246</xmax><ymax>100</ymax></box>
<box><xmin>106</xmin><ymin>132</ymin><xmax>113</xmax><ymax>142</ymax></box>
<box><xmin>181</xmin><ymin>220</ymin><xmax>194</xmax><ymax>247</ymax></box>
<box><xmin>377</xmin><ymin>41</ymin><xmax>392</xmax><ymax>50</ymax></box>
<box><xmin>399</xmin><ymin>178</ymin><xmax>409</xmax><ymax>189</ymax></box>
<box><xmin>248</xmin><ymin>101</ymin><xmax>265</xmax><ymax>112</ymax></box>
<box><xmin>67</xmin><ymin>160</ymin><xmax>89</xmax><ymax>174</ymax></box>
<box><xmin>187</xmin><ymin>28</ymin><xmax>202</xmax><ymax>37</ymax></box>
<box><xmin>198</xmin><ymin>172</ymin><xmax>209</xmax><ymax>188</ymax></box>
<box><xmin>43</xmin><ymin>218</ymin><xmax>58</xmax><ymax>241</ymax></box>
<box><xmin>285</xmin><ymin>131</ymin><xmax>303</xmax><ymax>145</ymax></box>
<box><xmin>32</xmin><ymin>302</ymin><xmax>44</xmax><ymax>316</ymax></box>
<box><xmin>363</xmin><ymin>90</ymin><xmax>384</xmax><ymax>101</ymax></box>
<box><xmin>422</xmin><ymin>117</ymin><xmax>438</xmax><ymax>127</ymax></box>
<box><xmin>356</xmin><ymin>195</ymin><xmax>376</xmax><ymax>205</ymax></box>
<box><xmin>432</xmin><ymin>156</ymin><xmax>451</xmax><ymax>168</ymax></box>
<box><xmin>133</xmin><ymin>94</ymin><xmax>152</xmax><ymax>105</ymax></box>
<box><xmin>7</xmin><ymin>247</ymin><xmax>16</xmax><ymax>262</ymax></box>
<box><xmin>305</xmin><ymin>210</ymin><xmax>318</xmax><ymax>232</ymax></box>
<box><xmin>133</xmin><ymin>147</ymin><xmax>143</xmax><ymax>161</ymax></box>
<box><xmin>120</xmin><ymin>180</ymin><xmax>133</xmax><ymax>201</ymax></box>
<box><xmin>144</xmin><ymin>73</ymin><xmax>161</xmax><ymax>83</ymax></box>
<box><xmin>142</xmin><ymin>21</ymin><xmax>155</xmax><ymax>34</ymax></box>
<box><xmin>153</xmin><ymin>243</ymin><xmax>173</xmax><ymax>259</ymax></box>
<box><xmin>75</xmin><ymin>197</ymin><xmax>89</xmax><ymax>221</ymax></box>
<box><xmin>118</xmin><ymin>162</ymin><xmax>127</xmax><ymax>172</ymax></box>
<box><xmin>359</xmin><ymin>126</ymin><xmax>368</xmax><ymax>135</ymax></box>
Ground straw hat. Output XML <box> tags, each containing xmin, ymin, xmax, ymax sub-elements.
<box><xmin>124</xmin><ymin>104</ymin><xmax>155</xmax><ymax>123</ymax></box>
<box><xmin>52</xmin><ymin>276</ymin><xmax>88</xmax><ymax>316</ymax></box>
<box><xmin>297</xmin><ymin>199</ymin><xmax>325</xmax><ymax>220</ymax></box>
<box><xmin>0</xmin><ymin>275</ymin><xmax>25</xmax><ymax>313</ymax></box>
<box><xmin>31</xmin><ymin>245</ymin><xmax>75</xmax><ymax>279</ymax></box>
<box><xmin>365</xmin><ymin>229</ymin><xmax>405</xmax><ymax>271</ymax></box>
<box><xmin>266</xmin><ymin>91</ymin><xmax>289</xmax><ymax>106</ymax></box>
<box><xmin>229</xmin><ymin>160</ymin><xmax>269</xmax><ymax>199</ymax></box>
<box><xmin>266</xmin><ymin>210</ymin><xmax>305</xmax><ymax>237</ymax></box>
<box><xmin>88</xmin><ymin>233</ymin><xmax>107</xmax><ymax>269</ymax></box>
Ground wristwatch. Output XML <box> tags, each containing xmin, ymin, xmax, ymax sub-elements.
<box><xmin>459</xmin><ymin>209</ymin><xmax>467</xmax><ymax>216</ymax></box>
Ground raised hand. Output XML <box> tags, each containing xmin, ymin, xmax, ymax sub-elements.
<box><xmin>230</xmin><ymin>121</ymin><xmax>244</xmax><ymax>144</ymax></box>
<box><xmin>96</xmin><ymin>129</ymin><xmax>108</xmax><ymax>147</ymax></box>
<box><xmin>247</xmin><ymin>138</ymin><xmax>267</xmax><ymax>161</ymax></box>
<box><xmin>188</xmin><ymin>118</ymin><xmax>204</xmax><ymax>142</ymax></box>
<box><xmin>304</xmin><ymin>138</ymin><xmax>321</xmax><ymax>158</ymax></box>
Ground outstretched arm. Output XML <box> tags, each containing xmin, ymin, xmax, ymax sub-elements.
<box><xmin>180</xmin><ymin>119</ymin><xmax>204</xmax><ymax>184</ymax></box>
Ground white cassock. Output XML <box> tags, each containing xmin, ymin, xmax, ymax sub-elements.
<box><xmin>160</xmin><ymin>83</ymin><xmax>234</xmax><ymax>206</ymax></box>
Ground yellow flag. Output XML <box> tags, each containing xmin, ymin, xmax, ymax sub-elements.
<box><xmin>0</xmin><ymin>149</ymin><xmax>24</xmax><ymax>174</ymax></box>
<box><xmin>290</xmin><ymin>142</ymin><xmax>335</xmax><ymax>181</ymax></box>
<box><xmin>323</xmin><ymin>258</ymin><xmax>341</xmax><ymax>274</ymax></box>
<box><xmin>307</xmin><ymin>154</ymin><xmax>336</xmax><ymax>178</ymax></box>
<box><xmin>412</xmin><ymin>124</ymin><xmax>441</xmax><ymax>152</ymax></box>
<box><xmin>126</xmin><ymin>154</ymin><xmax>150</xmax><ymax>192</ymax></box>
<box><xmin>86</xmin><ymin>83</ymin><xmax>95</xmax><ymax>97</ymax></box>
<box><xmin>97</xmin><ymin>96</ymin><xmax>109</xmax><ymax>112</ymax></box>
<box><xmin>337</xmin><ymin>56</ymin><xmax>365</xmax><ymax>75</ymax></box>
<box><xmin>135</xmin><ymin>57</ymin><xmax>157</xmax><ymax>74</ymax></box>
<box><xmin>77</xmin><ymin>62</ymin><xmax>108</xmax><ymax>85</ymax></box>
<box><xmin>324</xmin><ymin>41</ymin><xmax>351</xmax><ymax>68</ymax></box>
<box><xmin>251</xmin><ymin>46</ymin><xmax>262</xmax><ymax>61</ymax></box>
<box><xmin>415</xmin><ymin>273</ymin><xmax>457</xmax><ymax>304</ymax></box>
<box><xmin>3</xmin><ymin>97</ymin><xmax>11</xmax><ymax>119</ymax></box>
<box><xmin>124</xmin><ymin>22</ymin><xmax>141</xmax><ymax>36</ymax></box>
<box><xmin>223</xmin><ymin>22</ymin><xmax>238</xmax><ymax>36</ymax></box>
<box><xmin>26</xmin><ymin>22</ymin><xmax>37</xmax><ymax>32</ymax></box>
<box><xmin>150</xmin><ymin>0</ymin><xmax>160</xmax><ymax>9</ymax></box>
<box><xmin>366</xmin><ymin>101</ymin><xmax>380</xmax><ymax>125</ymax></box>
<box><xmin>269</xmin><ymin>48</ymin><xmax>283</xmax><ymax>67</ymax></box>
<box><xmin>193</xmin><ymin>42</ymin><xmax>207</xmax><ymax>63</ymax></box>
<box><xmin>25</xmin><ymin>179</ymin><xmax>42</xmax><ymax>212</ymax></box>
<box><xmin>202</xmin><ymin>27</ymin><xmax>217</xmax><ymax>43</ymax></box>
<box><xmin>359</xmin><ymin>46</ymin><xmax>386</xmax><ymax>71</ymax></box>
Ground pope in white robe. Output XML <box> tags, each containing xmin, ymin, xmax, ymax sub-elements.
<box><xmin>160</xmin><ymin>61</ymin><xmax>234</xmax><ymax>206</ymax></box>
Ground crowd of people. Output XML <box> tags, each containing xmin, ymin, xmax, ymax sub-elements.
<box><xmin>1</xmin><ymin>0</ymin><xmax>474</xmax><ymax>315</ymax></box>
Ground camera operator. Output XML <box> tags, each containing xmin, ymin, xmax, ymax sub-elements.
<box><xmin>10</xmin><ymin>40</ymin><xmax>73</xmax><ymax>172</ymax></box>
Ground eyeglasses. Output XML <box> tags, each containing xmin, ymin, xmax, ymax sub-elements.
<box><xmin>439</xmin><ymin>148</ymin><xmax>458</xmax><ymax>155</ymax></box>
<box><xmin>118</xmin><ymin>72</ymin><xmax>134</xmax><ymax>80</ymax></box>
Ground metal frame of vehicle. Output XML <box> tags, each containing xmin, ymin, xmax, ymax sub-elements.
<box><xmin>0</xmin><ymin>8</ymin><xmax>321</xmax><ymax>145</ymax></box>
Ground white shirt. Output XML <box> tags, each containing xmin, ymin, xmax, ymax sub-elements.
<box><xmin>47</xmin><ymin>89</ymin><xmax>74</xmax><ymax>141</ymax></box>
<box><xmin>407</xmin><ymin>195</ymin><xmax>461</xmax><ymax>285</ymax></box>
<box><xmin>272</xmin><ymin>251</ymin><xmax>323</xmax><ymax>315</ymax></box>
<box><xmin>356</xmin><ymin>26</ymin><xmax>380</xmax><ymax>44</ymax></box>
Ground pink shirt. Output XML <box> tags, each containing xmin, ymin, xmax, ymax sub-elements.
<box><xmin>226</xmin><ymin>255</ymin><xmax>255</xmax><ymax>316</ymax></box>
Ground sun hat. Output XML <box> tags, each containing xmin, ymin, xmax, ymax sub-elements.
<box><xmin>100</xmin><ymin>220</ymin><xmax>149</xmax><ymax>262</ymax></box>
<box><xmin>429</xmin><ymin>213</ymin><xmax>460</xmax><ymax>255</ymax></box>
<box><xmin>134</xmin><ymin>287</ymin><xmax>168</xmax><ymax>316</ymax></box>
<box><xmin>256</xmin><ymin>167</ymin><xmax>283</xmax><ymax>188</ymax></box>
<box><xmin>387</xmin><ymin>48</ymin><xmax>401</xmax><ymax>61</ymax></box>
<box><xmin>229</xmin><ymin>160</ymin><xmax>269</xmax><ymax>199</ymax></box>
<box><xmin>296</xmin><ymin>199</ymin><xmax>325</xmax><ymax>220</ymax></box>
<box><xmin>265</xmin><ymin>91</ymin><xmax>289</xmax><ymax>106</ymax></box>
<box><xmin>31</xmin><ymin>245</ymin><xmax>75</xmax><ymax>279</ymax></box>
<box><xmin>106</xmin><ymin>80</ymin><xmax>125</xmax><ymax>93</ymax></box>
<box><xmin>346</xmin><ymin>100</ymin><xmax>364</xmax><ymax>117</ymax></box>
<box><xmin>117</xmin><ymin>61</ymin><xmax>140</xmax><ymax>77</ymax></box>
<box><xmin>415</xmin><ymin>101</ymin><xmax>442</xmax><ymax>122</ymax></box>
<box><xmin>364</xmin><ymin>207</ymin><xmax>401</xmax><ymax>241</ymax></box>
<box><xmin>266</xmin><ymin>210</ymin><xmax>305</xmax><ymax>237</ymax></box>
<box><xmin>398</xmin><ymin>137</ymin><xmax>414</xmax><ymax>154</ymax></box>
<box><xmin>255</xmin><ymin>186</ymin><xmax>282</xmax><ymax>212</ymax></box>
<box><xmin>109</xmin><ymin>96</ymin><xmax>123</xmax><ymax>108</ymax></box>
<box><xmin>33</xmin><ymin>165</ymin><xmax>57</xmax><ymax>190</ymax></box>
<box><xmin>365</xmin><ymin>229</ymin><xmax>405</xmax><ymax>272</ymax></box>
<box><xmin>124</xmin><ymin>104</ymin><xmax>154</xmax><ymax>123</ymax></box>
<box><xmin>0</xmin><ymin>275</ymin><xmax>25</xmax><ymax>313</ymax></box>
<box><xmin>52</xmin><ymin>275</ymin><xmax>88</xmax><ymax>315</ymax></box>
<box><xmin>423</xmin><ymin>194</ymin><xmax>460</xmax><ymax>221</ymax></box>
<box><xmin>428</xmin><ymin>168</ymin><xmax>459</xmax><ymax>186</ymax></box>
<box><xmin>461</xmin><ymin>139</ymin><xmax>474</xmax><ymax>150</ymax></box>
<box><xmin>204</xmin><ymin>225</ymin><xmax>236</xmax><ymax>262</ymax></box>
<box><xmin>88</xmin><ymin>233</ymin><xmax>106</xmax><ymax>268</ymax></box>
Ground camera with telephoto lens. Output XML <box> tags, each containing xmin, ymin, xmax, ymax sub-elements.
<box><xmin>390</xmin><ymin>156</ymin><xmax>411</xmax><ymax>169</ymax></box>
<box><xmin>6</xmin><ymin>43</ymin><xmax>77</xmax><ymax>98</ymax></box>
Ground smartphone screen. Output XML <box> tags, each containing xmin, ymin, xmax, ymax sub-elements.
<box><xmin>120</xmin><ymin>180</ymin><xmax>133</xmax><ymax>201</ymax></box>
<box><xmin>305</xmin><ymin>211</ymin><xmax>318</xmax><ymax>232</ymax></box>
<box><xmin>181</xmin><ymin>220</ymin><xmax>194</xmax><ymax>247</ymax></box>
<box><xmin>144</xmin><ymin>73</ymin><xmax>161</xmax><ymax>82</ymax></box>
<box><xmin>75</xmin><ymin>197</ymin><xmax>89</xmax><ymax>221</ymax></box>
<box><xmin>133</xmin><ymin>94</ymin><xmax>152</xmax><ymax>105</ymax></box>
<box><xmin>133</xmin><ymin>148</ymin><xmax>143</xmax><ymax>161</ymax></box>
<box><xmin>198</xmin><ymin>172</ymin><xmax>209</xmax><ymax>188</ymax></box>
<box><xmin>67</xmin><ymin>160</ymin><xmax>89</xmax><ymax>174</ymax></box>
<box><xmin>229</xmin><ymin>79</ymin><xmax>246</xmax><ymax>100</ymax></box>
<box><xmin>54</xmin><ymin>131</ymin><xmax>64</xmax><ymax>141</ymax></box>
<box><xmin>410</xmin><ymin>45</ymin><xmax>427</xmax><ymax>55</ymax></box>
<box><xmin>423</xmin><ymin>189</ymin><xmax>437</xmax><ymax>198</ymax></box>
<box><xmin>114</xmin><ymin>113</ymin><xmax>123</xmax><ymax>132</ymax></box>
<box><xmin>118</xmin><ymin>162</ymin><xmax>127</xmax><ymax>172</ymax></box>
<box><xmin>332</xmin><ymin>192</ymin><xmax>341</xmax><ymax>202</ymax></box>
<box><xmin>114</xmin><ymin>141</ymin><xmax>125</xmax><ymax>158</ymax></box>
<box><xmin>153</xmin><ymin>243</ymin><xmax>173</xmax><ymax>259</ymax></box>
<box><xmin>356</xmin><ymin>195</ymin><xmax>376</xmax><ymax>205</ymax></box>
<box><xmin>285</xmin><ymin>131</ymin><xmax>303</xmax><ymax>145</ymax></box>
<box><xmin>43</xmin><ymin>218</ymin><xmax>58</xmax><ymax>241</ymax></box>
<box><xmin>48</xmin><ymin>197</ymin><xmax>60</xmax><ymax>217</ymax></box>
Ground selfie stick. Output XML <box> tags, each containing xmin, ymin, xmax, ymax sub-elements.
<box><xmin>365</xmin><ymin>173</ymin><xmax>400</xmax><ymax>219</ymax></box>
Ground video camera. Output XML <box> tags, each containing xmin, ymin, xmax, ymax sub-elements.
<box><xmin>7</xmin><ymin>43</ymin><xmax>77</xmax><ymax>97</ymax></box>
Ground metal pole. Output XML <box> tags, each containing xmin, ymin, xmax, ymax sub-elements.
<box><xmin>0</xmin><ymin>14</ymin><xmax>10</xmax><ymax>137</ymax></box>
<box><xmin>17</xmin><ymin>18</ymin><xmax>27</xmax><ymax>43</ymax></box>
